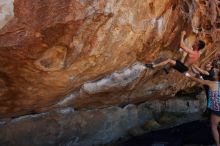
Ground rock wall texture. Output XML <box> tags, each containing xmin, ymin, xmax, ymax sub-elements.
<box><xmin>1</xmin><ymin>0</ymin><xmax>220</xmax><ymax>145</ymax></box>
<box><xmin>0</xmin><ymin>0</ymin><xmax>14</xmax><ymax>29</ymax></box>
<box><xmin>0</xmin><ymin>92</ymin><xmax>206</xmax><ymax>146</ymax></box>
<box><xmin>1</xmin><ymin>0</ymin><xmax>219</xmax><ymax>118</ymax></box>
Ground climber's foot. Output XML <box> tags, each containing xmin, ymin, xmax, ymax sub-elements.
<box><xmin>145</xmin><ymin>63</ymin><xmax>154</xmax><ymax>69</ymax></box>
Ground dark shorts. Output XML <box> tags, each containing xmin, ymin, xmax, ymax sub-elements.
<box><xmin>173</xmin><ymin>60</ymin><xmax>189</xmax><ymax>73</ymax></box>
<box><xmin>211</xmin><ymin>110</ymin><xmax>220</xmax><ymax>117</ymax></box>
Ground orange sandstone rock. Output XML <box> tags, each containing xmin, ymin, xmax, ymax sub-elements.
<box><xmin>0</xmin><ymin>0</ymin><xmax>219</xmax><ymax>118</ymax></box>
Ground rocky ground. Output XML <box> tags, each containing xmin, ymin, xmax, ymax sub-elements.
<box><xmin>108</xmin><ymin>118</ymin><xmax>216</xmax><ymax>146</ymax></box>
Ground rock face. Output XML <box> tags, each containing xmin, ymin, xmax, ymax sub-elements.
<box><xmin>1</xmin><ymin>0</ymin><xmax>220</xmax><ymax>145</ymax></box>
<box><xmin>0</xmin><ymin>92</ymin><xmax>206</xmax><ymax>146</ymax></box>
<box><xmin>0</xmin><ymin>0</ymin><xmax>14</xmax><ymax>29</ymax></box>
<box><xmin>0</xmin><ymin>0</ymin><xmax>219</xmax><ymax>118</ymax></box>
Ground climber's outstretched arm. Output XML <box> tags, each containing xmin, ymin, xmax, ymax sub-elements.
<box><xmin>180</xmin><ymin>31</ymin><xmax>194</xmax><ymax>54</ymax></box>
<box><xmin>192</xmin><ymin>65</ymin><xmax>209</xmax><ymax>75</ymax></box>
<box><xmin>185</xmin><ymin>73</ymin><xmax>211</xmax><ymax>86</ymax></box>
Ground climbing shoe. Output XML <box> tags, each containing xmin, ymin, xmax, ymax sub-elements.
<box><xmin>145</xmin><ymin>63</ymin><xmax>154</xmax><ymax>69</ymax></box>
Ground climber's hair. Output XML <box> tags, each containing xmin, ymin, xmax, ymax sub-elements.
<box><xmin>198</xmin><ymin>40</ymin><xmax>205</xmax><ymax>50</ymax></box>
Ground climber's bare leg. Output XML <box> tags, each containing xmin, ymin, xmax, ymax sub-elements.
<box><xmin>153</xmin><ymin>59</ymin><xmax>176</xmax><ymax>68</ymax></box>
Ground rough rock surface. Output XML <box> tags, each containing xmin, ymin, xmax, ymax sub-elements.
<box><xmin>1</xmin><ymin>0</ymin><xmax>219</xmax><ymax>145</ymax></box>
<box><xmin>0</xmin><ymin>92</ymin><xmax>206</xmax><ymax>146</ymax></box>
<box><xmin>0</xmin><ymin>0</ymin><xmax>219</xmax><ymax>118</ymax></box>
<box><xmin>0</xmin><ymin>0</ymin><xmax>14</xmax><ymax>29</ymax></box>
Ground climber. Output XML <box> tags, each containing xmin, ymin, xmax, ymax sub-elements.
<box><xmin>145</xmin><ymin>30</ymin><xmax>205</xmax><ymax>74</ymax></box>
<box><xmin>192</xmin><ymin>62</ymin><xmax>215</xmax><ymax>115</ymax></box>
<box><xmin>185</xmin><ymin>72</ymin><xmax>220</xmax><ymax>146</ymax></box>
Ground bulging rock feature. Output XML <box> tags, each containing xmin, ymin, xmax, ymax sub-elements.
<box><xmin>0</xmin><ymin>0</ymin><xmax>14</xmax><ymax>29</ymax></box>
<box><xmin>34</xmin><ymin>46</ymin><xmax>67</xmax><ymax>71</ymax></box>
<box><xmin>0</xmin><ymin>0</ymin><xmax>220</xmax><ymax>145</ymax></box>
<box><xmin>0</xmin><ymin>0</ymin><xmax>219</xmax><ymax>118</ymax></box>
<box><xmin>81</xmin><ymin>63</ymin><xmax>146</xmax><ymax>94</ymax></box>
